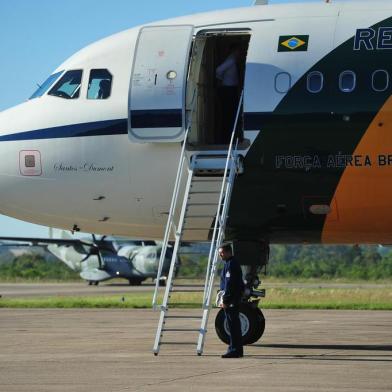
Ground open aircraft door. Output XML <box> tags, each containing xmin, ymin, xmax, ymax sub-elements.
<box><xmin>128</xmin><ymin>25</ymin><xmax>194</xmax><ymax>142</ymax></box>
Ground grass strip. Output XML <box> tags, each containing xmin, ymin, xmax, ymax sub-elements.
<box><xmin>1</xmin><ymin>287</ymin><xmax>391</xmax><ymax>310</ymax></box>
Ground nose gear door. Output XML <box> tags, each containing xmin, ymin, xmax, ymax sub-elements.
<box><xmin>128</xmin><ymin>25</ymin><xmax>194</xmax><ymax>142</ymax></box>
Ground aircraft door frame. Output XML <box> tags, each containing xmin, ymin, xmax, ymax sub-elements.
<box><xmin>128</xmin><ymin>25</ymin><xmax>194</xmax><ymax>143</ymax></box>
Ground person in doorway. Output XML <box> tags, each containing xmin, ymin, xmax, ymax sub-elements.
<box><xmin>216</xmin><ymin>44</ymin><xmax>242</xmax><ymax>144</ymax></box>
<box><xmin>218</xmin><ymin>243</ymin><xmax>244</xmax><ymax>358</ymax></box>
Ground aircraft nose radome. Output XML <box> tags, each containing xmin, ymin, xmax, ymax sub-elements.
<box><xmin>0</xmin><ymin>108</ymin><xmax>11</xmax><ymax>136</ymax></box>
<box><xmin>0</xmin><ymin>103</ymin><xmax>42</xmax><ymax>209</ymax></box>
<box><xmin>0</xmin><ymin>98</ymin><xmax>52</xmax><ymax>140</ymax></box>
<box><xmin>0</xmin><ymin>104</ymin><xmax>33</xmax><ymax>177</ymax></box>
<box><xmin>0</xmin><ymin>102</ymin><xmax>29</xmax><ymax>138</ymax></box>
<box><xmin>0</xmin><ymin>110</ymin><xmax>18</xmax><ymax>170</ymax></box>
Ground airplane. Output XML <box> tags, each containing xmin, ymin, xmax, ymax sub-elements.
<box><xmin>0</xmin><ymin>235</ymin><xmax>173</xmax><ymax>286</ymax></box>
<box><xmin>0</xmin><ymin>0</ymin><xmax>391</xmax><ymax>347</ymax></box>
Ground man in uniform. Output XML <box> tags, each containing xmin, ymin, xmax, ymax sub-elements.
<box><xmin>218</xmin><ymin>243</ymin><xmax>244</xmax><ymax>358</ymax></box>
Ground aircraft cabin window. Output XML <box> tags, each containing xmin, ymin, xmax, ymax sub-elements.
<box><xmin>307</xmin><ymin>71</ymin><xmax>324</xmax><ymax>93</ymax></box>
<box><xmin>30</xmin><ymin>70</ymin><xmax>64</xmax><ymax>99</ymax></box>
<box><xmin>87</xmin><ymin>69</ymin><xmax>112</xmax><ymax>99</ymax></box>
<box><xmin>274</xmin><ymin>72</ymin><xmax>292</xmax><ymax>94</ymax></box>
<box><xmin>48</xmin><ymin>70</ymin><xmax>82</xmax><ymax>99</ymax></box>
<box><xmin>372</xmin><ymin>70</ymin><xmax>389</xmax><ymax>92</ymax></box>
<box><xmin>339</xmin><ymin>71</ymin><xmax>356</xmax><ymax>93</ymax></box>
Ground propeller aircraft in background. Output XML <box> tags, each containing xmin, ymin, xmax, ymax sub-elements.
<box><xmin>0</xmin><ymin>234</ymin><xmax>173</xmax><ymax>286</ymax></box>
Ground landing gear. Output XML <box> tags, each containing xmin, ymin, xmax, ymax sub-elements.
<box><xmin>214</xmin><ymin>239</ymin><xmax>269</xmax><ymax>345</ymax></box>
<box><xmin>88</xmin><ymin>281</ymin><xmax>99</xmax><ymax>286</ymax></box>
<box><xmin>215</xmin><ymin>303</ymin><xmax>265</xmax><ymax>345</ymax></box>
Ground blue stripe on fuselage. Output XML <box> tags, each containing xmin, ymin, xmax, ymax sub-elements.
<box><xmin>0</xmin><ymin>119</ymin><xmax>128</xmax><ymax>142</ymax></box>
<box><xmin>0</xmin><ymin>112</ymin><xmax>268</xmax><ymax>142</ymax></box>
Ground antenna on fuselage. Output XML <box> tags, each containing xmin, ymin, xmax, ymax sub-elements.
<box><xmin>253</xmin><ymin>0</ymin><xmax>268</xmax><ymax>4</ymax></box>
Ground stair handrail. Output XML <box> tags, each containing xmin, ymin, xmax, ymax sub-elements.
<box><xmin>202</xmin><ymin>90</ymin><xmax>244</xmax><ymax>305</ymax></box>
<box><xmin>202</xmin><ymin>144</ymin><xmax>238</xmax><ymax>307</ymax></box>
<box><xmin>197</xmin><ymin>92</ymin><xmax>243</xmax><ymax>355</ymax></box>
<box><xmin>152</xmin><ymin>89</ymin><xmax>197</xmax><ymax>308</ymax></box>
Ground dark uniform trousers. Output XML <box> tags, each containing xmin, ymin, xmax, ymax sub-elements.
<box><xmin>224</xmin><ymin>304</ymin><xmax>243</xmax><ymax>355</ymax></box>
<box><xmin>220</xmin><ymin>256</ymin><xmax>244</xmax><ymax>355</ymax></box>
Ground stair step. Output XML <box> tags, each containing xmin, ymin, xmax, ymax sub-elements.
<box><xmin>185</xmin><ymin>215</ymin><xmax>216</xmax><ymax>218</ymax></box>
<box><xmin>162</xmin><ymin>328</ymin><xmax>202</xmax><ymax>332</ymax></box>
<box><xmin>192</xmin><ymin>179</ymin><xmax>221</xmax><ymax>183</ymax></box>
<box><xmin>192</xmin><ymin>157</ymin><xmax>243</xmax><ymax>175</ymax></box>
<box><xmin>177</xmin><ymin>251</ymin><xmax>207</xmax><ymax>255</ymax></box>
<box><xmin>187</xmin><ymin>203</ymin><xmax>222</xmax><ymax>206</ymax></box>
<box><xmin>193</xmin><ymin>156</ymin><xmax>229</xmax><ymax>170</ymax></box>
<box><xmin>189</xmin><ymin>191</ymin><xmax>220</xmax><ymax>195</ymax></box>
<box><xmin>165</xmin><ymin>315</ymin><xmax>203</xmax><ymax>319</ymax></box>
<box><xmin>160</xmin><ymin>342</ymin><xmax>197</xmax><ymax>345</ymax></box>
<box><xmin>182</xmin><ymin>228</ymin><xmax>211</xmax><ymax>231</ymax></box>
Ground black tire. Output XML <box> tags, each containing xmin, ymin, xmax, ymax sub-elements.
<box><xmin>94</xmin><ymin>281</ymin><xmax>99</xmax><ymax>286</ymax></box>
<box><xmin>215</xmin><ymin>304</ymin><xmax>265</xmax><ymax>345</ymax></box>
<box><xmin>247</xmin><ymin>307</ymin><xmax>265</xmax><ymax>345</ymax></box>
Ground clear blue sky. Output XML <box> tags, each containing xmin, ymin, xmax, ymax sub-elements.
<box><xmin>0</xmin><ymin>0</ymin><xmax>317</xmax><ymax>237</ymax></box>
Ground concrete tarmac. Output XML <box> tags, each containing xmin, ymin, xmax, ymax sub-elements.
<box><xmin>0</xmin><ymin>308</ymin><xmax>391</xmax><ymax>392</ymax></box>
<box><xmin>0</xmin><ymin>282</ymin><xmax>155</xmax><ymax>297</ymax></box>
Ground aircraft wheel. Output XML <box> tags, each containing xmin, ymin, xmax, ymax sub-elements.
<box><xmin>94</xmin><ymin>281</ymin><xmax>99</xmax><ymax>286</ymax></box>
<box><xmin>247</xmin><ymin>307</ymin><xmax>265</xmax><ymax>344</ymax></box>
<box><xmin>88</xmin><ymin>281</ymin><xmax>93</xmax><ymax>286</ymax></box>
<box><xmin>215</xmin><ymin>304</ymin><xmax>265</xmax><ymax>345</ymax></box>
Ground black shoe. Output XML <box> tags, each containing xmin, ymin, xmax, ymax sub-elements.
<box><xmin>221</xmin><ymin>351</ymin><xmax>243</xmax><ymax>358</ymax></box>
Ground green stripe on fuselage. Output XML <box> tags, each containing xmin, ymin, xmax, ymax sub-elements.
<box><xmin>227</xmin><ymin>16</ymin><xmax>392</xmax><ymax>244</ymax></box>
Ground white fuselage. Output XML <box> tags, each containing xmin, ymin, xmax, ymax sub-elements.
<box><xmin>0</xmin><ymin>25</ymin><xmax>180</xmax><ymax>238</ymax></box>
<box><xmin>0</xmin><ymin>1</ymin><xmax>391</xmax><ymax>242</ymax></box>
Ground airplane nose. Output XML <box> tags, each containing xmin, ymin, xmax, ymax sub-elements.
<box><xmin>0</xmin><ymin>107</ymin><xmax>20</xmax><ymax>176</ymax></box>
<box><xmin>0</xmin><ymin>101</ymin><xmax>50</xmax><ymax>223</ymax></box>
<box><xmin>0</xmin><ymin>102</ymin><xmax>35</xmax><ymax>174</ymax></box>
<box><xmin>0</xmin><ymin>99</ymin><xmax>45</xmax><ymax>141</ymax></box>
<box><xmin>0</xmin><ymin>97</ymin><xmax>128</xmax><ymax>233</ymax></box>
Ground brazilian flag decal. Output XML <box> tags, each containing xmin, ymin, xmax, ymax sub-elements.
<box><xmin>278</xmin><ymin>35</ymin><xmax>309</xmax><ymax>52</ymax></box>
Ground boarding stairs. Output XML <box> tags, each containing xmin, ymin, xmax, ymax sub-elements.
<box><xmin>152</xmin><ymin>93</ymin><xmax>244</xmax><ymax>356</ymax></box>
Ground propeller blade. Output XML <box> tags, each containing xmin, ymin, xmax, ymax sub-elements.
<box><xmin>91</xmin><ymin>234</ymin><xmax>104</xmax><ymax>270</ymax></box>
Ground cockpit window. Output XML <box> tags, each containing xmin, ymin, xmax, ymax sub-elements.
<box><xmin>87</xmin><ymin>69</ymin><xmax>112</xmax><ymax>99</ymax></box>
<box><xmin>29</xmin><ymin>71</ymin><xmax>64</xmax><ymax>99</ymax></box>
<box><xmin>48</xmin><ymin>70</ymin><xmax>82</xmax><ymax>99</ymax></box>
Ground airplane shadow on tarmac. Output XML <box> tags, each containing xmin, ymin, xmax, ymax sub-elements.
<box><xmin>247</xmin><ymin>344</ymin><xmax>392</xmax><ymax>362</ymax></box>
<box><xmin>255</xmin><ymin>344</ymin><xmax>392</xmax><ymax>351</ymax></box>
